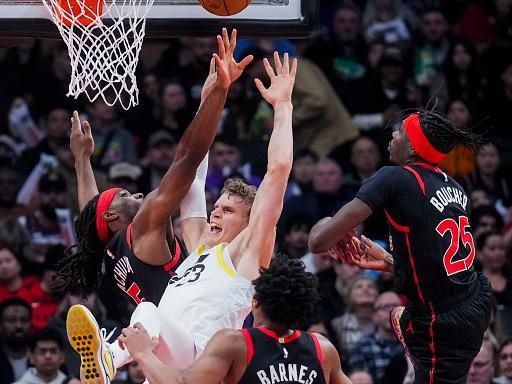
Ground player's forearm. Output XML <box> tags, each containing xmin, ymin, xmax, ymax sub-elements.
<box><xmin>74</xmin><ymin>157</ymin><xmax>99</xmax><ymax>212</ymax></box>
<box><xmin>267</xmin><ymin>102</ymin><xmax>293</xmax><ymax>174</ymax></box>
<box><xmin>136</xmin><ymin>351</ymin><xmax>182</xmax><ymax>384</ymax></box>
<box><xmin>161</xmin><ymin>85</ymin><xmax>227</xmax><ymax>189</ymax></box>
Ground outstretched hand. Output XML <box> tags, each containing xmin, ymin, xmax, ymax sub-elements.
<box><xmin>70</xmin><ymin>110</ymin><xmax>94</xmax><ymax>160</ymax></box>
<box><xmin>118</xmin><ymin>323</ymin><xmax>158</xmax><ymax>360</ymax></box>
<box><xmin>254</xmin><ymin>52</ymin><xmax>297</xmax><ymax>108</ymax></box>
<box><xmin>329</xmin><ymin>234</ymin><xmax>393</xmax><ymax>272</ymax></box>
<box><xmin>213</xmin><ymin>28</ymin><xmax>253</xmax><ymax>90</ymax></box>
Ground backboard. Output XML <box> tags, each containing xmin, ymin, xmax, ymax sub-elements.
<box><xmin>0</xmin><ymin>0</ymin><xmax>318</xmax><ymax>38</ymax></box>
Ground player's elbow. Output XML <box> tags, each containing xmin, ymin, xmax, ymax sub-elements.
<box><xmin>308</xmin><ymin>232</ymin><xmax>323</xmax><ymax>254</ymax></box>
<box><xmin>267</xmin><ymin>159</ymin><xmax>292</xmax><ymax>176</ymax></box>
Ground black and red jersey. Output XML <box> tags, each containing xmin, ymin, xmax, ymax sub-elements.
<box><xmin>238</xmin><ymin>327</ymin><xmax>326</xmax><ymax>384</ymax></box>
<box><xmin>104</xmin><ymin>223</ymin><xmax>187</xmax><ymax>305</ymax></box>
<box><xmin>357</xmin><ymin>163</ymin><xmax>477</xmax><ymax>305</ymax></box>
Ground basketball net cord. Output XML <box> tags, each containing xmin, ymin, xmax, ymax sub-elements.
<box><xmin>42</xmin><ymin>0</ymin><xmax>155</xmax><ymax>110</ymax></box>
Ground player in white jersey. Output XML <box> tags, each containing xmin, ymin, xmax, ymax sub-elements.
<box><xmin>66</xmin><ymin>46</ymin><xmax>297</xmax><ymax>384</ymax></box>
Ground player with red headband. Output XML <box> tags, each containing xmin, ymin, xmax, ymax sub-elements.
<box><xmin>309</xmin><ymin>107</ymin><xmax>492</xmax><ymax>384</ymax></box>
<box><xmin>57</xmin><ymin>28</ymin><xmax>253</xmax><ymax>307</ymax></box>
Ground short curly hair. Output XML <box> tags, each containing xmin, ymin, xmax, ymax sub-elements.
<box><xmin>220</xmin><ymin>178</ymin><xmax>257</xmax><ymax>208</ymax></box>
<box><xmin>253</xmin><ymin>255</ymin><xmax>319</xmax><ymax>329</ymax></box>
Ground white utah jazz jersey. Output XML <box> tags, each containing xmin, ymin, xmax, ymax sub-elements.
<box><xmin>157</xmin><ymin>243</ymin><xmax>254</xmax><ymax>352</ymax></box>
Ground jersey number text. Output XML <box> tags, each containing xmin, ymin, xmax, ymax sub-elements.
<box><xmin>436</xmin><ymin>216</ymin><xmax>475</xmax><ymax>276</ymax></box>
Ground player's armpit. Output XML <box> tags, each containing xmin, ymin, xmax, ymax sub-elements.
<box><xmin>309</xmin><ymin>198</ymin><xmax>373</xmax><ymax>253</ymax></box>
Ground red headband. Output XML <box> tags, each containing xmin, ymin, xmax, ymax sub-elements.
<box><xmin>404</xmin><ymin>113</ymin><xmax>446</xmax><ymax>163</ymax></box>
<box><xmin>95</xmin><ymin>188</ymin><xmax>121</xmax><ymax>243</ymax></box>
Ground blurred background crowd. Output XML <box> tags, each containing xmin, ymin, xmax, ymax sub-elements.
<box><xmin>1</xmin><ymin>0</ymin><xmax>512</xmax><ymax>383</ymax></box>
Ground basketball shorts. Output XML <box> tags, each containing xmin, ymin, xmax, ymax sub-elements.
<box><xmin>391</xmin><ymin>272</ymin><xmax>492</xmax><ymax>384</ymax></box>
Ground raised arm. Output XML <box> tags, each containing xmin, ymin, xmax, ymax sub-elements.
<box><xmin>70</xmin><ymin>111</ymin><xmax>99</xmax><ymax>211</ymax></box>
<box><xmin>132</xmin><ymin>28</ymin><xmax>253</xmax><ymax>234</ymax></box>
<box><xmin>120</xmin><ymin>325</ymin><xmax>243</xmax><ymax>384</ymax></box>
<box><xmin>233</xmin><ymin>53</ymin><xmax>296</xmax><ymax>281</ymax></box>
<box><xmin>308</xmin><ymin>198</ymin><xmax>373</xmax><ymax>254</ymax></box>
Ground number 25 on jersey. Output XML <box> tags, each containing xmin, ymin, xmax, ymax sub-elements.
<box><xmin>436</xmin><ymin>216</ymin><xmax>476</xmax><ymax>276</ymax></box>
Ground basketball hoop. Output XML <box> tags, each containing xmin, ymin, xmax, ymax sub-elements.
<box><xmin>42</xmin><ymin>0</ymin><xmax>155</xmax><ymax>110</ymax></box>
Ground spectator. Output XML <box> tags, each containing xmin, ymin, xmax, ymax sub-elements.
<box><xmin>348</xmin><ymin>291</ymin><xmax>402</xmax><ymax>382</ymax></box>
<box><xmin>462</xmin><ymin>143</ymin><xmax>512</xmax><ymax>209</ymax></box>
<box><xmin>291</xmin><ymin>58</ymin><xmax>359</xmax><ymax>157</ymax></box>
<box><xmin>19</xmin><ymin>170</ymin><xmax>70</xmax><ymax>249</ymax></box>
<box><xmin>304</xmin><ymin>4</ymin><xmax>369</xmax><ymax>102</ymax></box>
<box><xmin>331</xmin><ymin>276</ymin><xmax>379</xmax><ymax>361</ymax></box>
<box><xmin>282</xmin><ymin>158</ymin><xmax>357</xmax><ymax>226</ymax></box>
<box><xmin>285</xmin><ymin>148</ymin><xmax>318</xmax><ymax>201</ymax></box>
<box><xmin>351</xmin><ymin>47</ymin><xmax>409</xmax><ymax>148</ymax></box>
<box><xmin>88</xmin><ymin>98</ymin><xmax>138</xmax><ymax>171</ymax></box>
<box><xmin>108</xmin><ymin>162</ymin><xmax>142</xmax><ymax>195</ymax></box>
<box><xmin>472</xmin><ymin>205</ymin><xmax>505</xmax><ymax>237</ymax></box>
<box><xmin>123</xmin><ymin>361</ymin><xmax>146</xmax><ymax>384</ymax></box>
<box><xmin>443</xmin><ymin>40</ymin><xmax>484</xmax><ymax>103</ymax></box>
<box><xmin>345</xmin><ymin>136</ymin><xmax>381</xmax><ymax>189</ymax></box>
<box><xmin>155</xmin><ymin>79</ymin><xmax>195</xmax><ymax>141</ymax></box>
<box><xmin>278</xmin><ymin>213</ymin><xmax>313</xmax><ymax>260</ymax></box>
<box><xmin>414</xmin><ymin>8</ymin><xmax>451</xmax><ymax>91</ymax></box>
<box><xmin>349</xmin><ymin>370</ymin><xmax>374</xmax><ymax>384</ymax></box>
<box><xmin>496</xmin><ymin>339</ymin><xmax>512</xmax><ymax>384</ymax></box>
<box><xmin>0</xmin><ymin>243</ymin><xmax>61</xmax><ymax>331</ymax></box>
<box><xmin>138</xmin><ymin>130</ymin><xmax>177</xmax><ymax>195</ymax></box>
<box><xmin>16</xmin><ymin>106</ymin><xmax>71</xmax><ymax>179</ymax></box>
<box><xmin>0</xmin><ymin>298</ymin><xmax>31</xmax><ymax>383</ymax></box>
<box><xmin>0</xmin><ymin>165</ymin><xmax>31</xmax><ymax>220</ymax></box>
<box><xmin>14</xmin><ymin>327</ymin><xmax>66</xmax><ymax>384</ymax></box>
<box><xmin>467</xmin><ymin>339</ymin><xmax>496</xmax><ymax>384</ymax></box>
<box><xmin>439</xmin><ymin>99</ymin><xmax>476</xmax><ymax>178</ymax></box>
<box><xmin>0</xmin><ymin>134</ymin><xmax>23</xmax><ymax>166</ymax></box>
<box><xmin>470</xmin><ymin>188</ymin><xmax>493</xmax><ymax>209</ymax></box>
<box><xmin>363</xmin><ymin>0</ymin><xmax>413</xmax><ymax>45</ymax></box>
<box><xmin>476</xmin><ymin>231</ymin><xmax>512</xmax><ymax>309</ymax></box>
<box><xmin>206</xmin><ymin>134</ymin><xmax>261</xmax><ymax>194</ymax></box>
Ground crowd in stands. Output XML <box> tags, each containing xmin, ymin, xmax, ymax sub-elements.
<box><xmin>1</xmin><ymin>0</ymin><xmax>512</xmax><ymax>383</ymax></box>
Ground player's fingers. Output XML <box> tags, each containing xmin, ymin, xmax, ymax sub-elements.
<box><xmin>213</xmin><ymin>53</ymin><xmax>223</xmax><ymax>70</ymax></box>
<box><xmin>263</xmin><ymin>58</ymin><xmax>276</xmax><ymax>79</ymax></box>
<box><xmin>71</xmin><ymin>110</ymin><xmax>80</xmax><ymax>131</ymax></box>
<box><xmin>273</xmin><ymin>51</ymin><xmax>283</xmax><ymax>73</ymax></box>
<box><xmin>254</xmin><ymin>78</ymin><xmax>266</xmax><ymax>94</ymax></box>
<box><xmin>209</xmin><ymin>57</ymin><xmax>216</xmax><ymax>74</ymax></box>
<box><xmin>238</xmin><ymin>55</ymin><xmax>254</xmax><ymax>70</ymax></box>
<box><xmin>360</xmin><ymin>235</ymin><xmax>374</xmax><ymax>251</ymax></box>
<box><xmin>283</xmin><ymin>52</ymin><xmax>289</xmax><ymax>74</ymax></box>
<box><xmin>229</xmin><ymin>28</ymin><xmax>237</xmax><ymax>54</ymax></box>
<box><xmin>118</xmin><ymin>339</ymin><xmax>125</xmax><ymax>350</ymax></box>
<box><xmin>83</xmin><ymin>121</ymin><xmax>92</xmax><ymax>137</ymax></box>
<box><xmin>216</xmin><ymin>35</ymin><xmax>226</xmax><ymax>59</ymax></box>
<box><xmin>222</xmin><ymin>27</ymin><xmax>230</xmax><ymax>51</ymax></box>
<box><xmin>290</xmin><ymin>58</ymin><xmax>298</xmax><ymax>78</ymax></box>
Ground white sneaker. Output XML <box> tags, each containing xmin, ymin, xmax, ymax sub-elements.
<box><xmin>67</xmin><ymin>304</ymin><xmax>117</xmax><ymax>384</ymax></box>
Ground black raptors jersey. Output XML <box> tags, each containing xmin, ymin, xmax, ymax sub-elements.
<box><xmin>104</xmin><ymin>223</ymin><xmax>186</xmax><ymax>305</ymax></box>
<box><xmin>238</xmin><ymin>327</ymin><xmax>326</xmax><ymax>384</ymax></box>
<box><xmin>357</xmin><ymin>162</ymin><xmax>476</xmax><ymax>304</ymax></box>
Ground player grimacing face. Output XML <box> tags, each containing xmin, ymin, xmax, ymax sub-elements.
<box><xmin>109</xmin><ymin>190</ymin><xmax>144</xmax><ymax>224</ymax></box>
<box><xmin>388</xmin><ymin>125</ymin><xmax>412</xmax><ymax>165</ymax></box>
<box><xmin>207</xmin><ymin>193</ymin><xmax>251</xmax><ymax>246</ymax></box>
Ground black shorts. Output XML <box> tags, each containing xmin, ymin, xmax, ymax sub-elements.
<box><xmin>391</xmin><ymin>273</ymin><xmax>492</xmax><ymax>384</ymax></box>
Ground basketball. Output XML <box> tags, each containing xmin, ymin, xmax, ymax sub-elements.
<box><xmin>199</xmin><ymin>0</ymin><xmax>251</xmax><ymax>16</ymax></box>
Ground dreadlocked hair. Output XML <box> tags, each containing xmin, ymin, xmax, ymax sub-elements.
<box><xmin>56</xmin><ymin>195</ymin><xmax>105</xmax><ymax>294</ymax></box>
<box><xmin>389</xmin><ymin>97</ymin><xmax>485</xmax><ymax>155</ymax></box>
<box><xmin>253</xmin><ymin>254</ymin><xmax>320</xmax><ymax>329</ymax></box>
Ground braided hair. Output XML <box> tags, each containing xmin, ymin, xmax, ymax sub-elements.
<box><xmin>56</xmin><ymin>195</ymin><xmax>104</xmax><ymax>294</ymax></box>
<box><xmin>391</xmin><ymin>98</ymin><xmax>484</xmax><ymax>157</ymax></box>
<box><xmin>253</xmin><ymin>255</ymin><xmax>320</xmax><ymax>329</ymax></box>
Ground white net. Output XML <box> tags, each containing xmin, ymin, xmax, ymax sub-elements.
<box><xmin>42</xmin><ymin>0</ymin><xmax>154</xmax><ymax>110</ymax></box>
